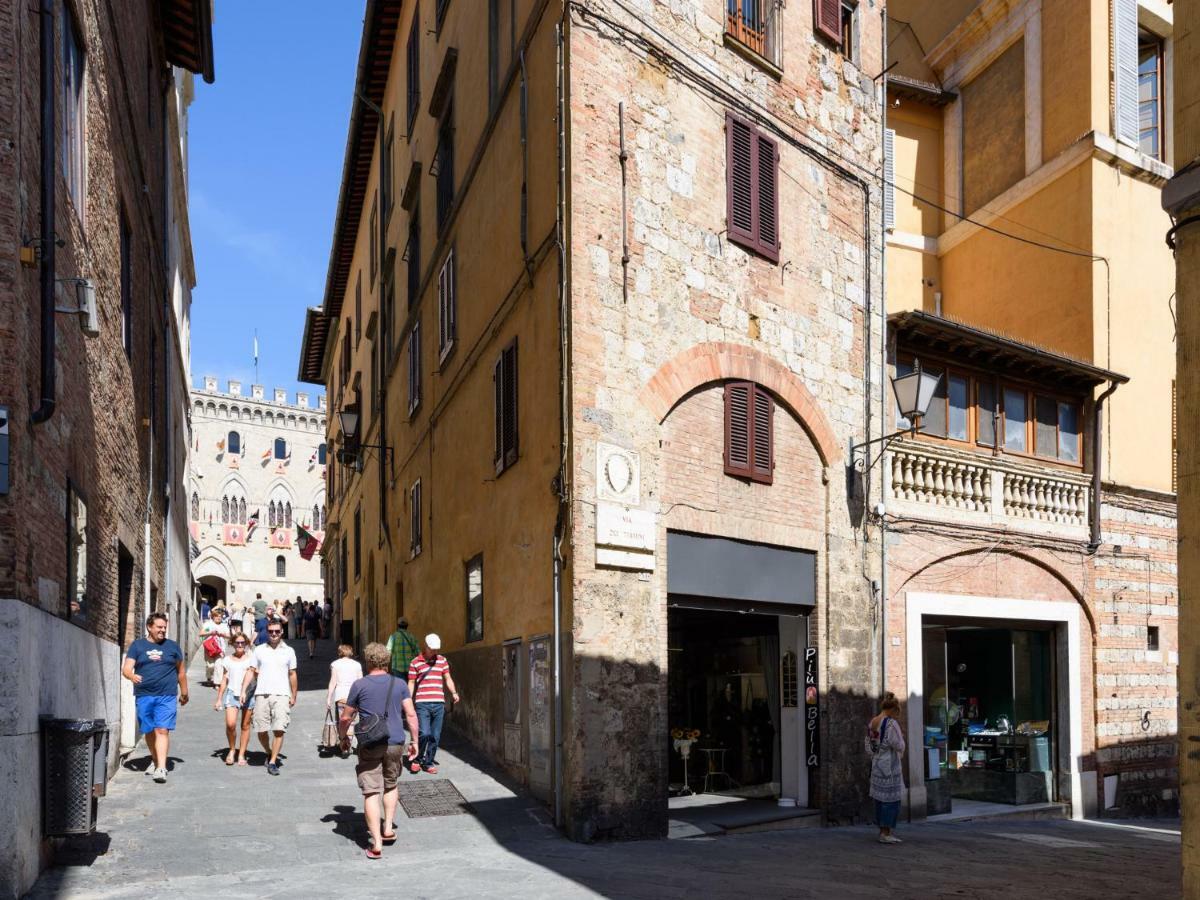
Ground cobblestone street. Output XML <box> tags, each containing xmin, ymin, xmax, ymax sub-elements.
<box><xmin>27</xmin><ymin>643</ymin><xmax>1179</xmax><ymax>899</ymax></box>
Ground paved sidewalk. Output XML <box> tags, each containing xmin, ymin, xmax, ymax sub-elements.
<box><xmin>31</xmin><ymin>640</ymin><xmax>1181</xmax><ymax>899</ymax></box>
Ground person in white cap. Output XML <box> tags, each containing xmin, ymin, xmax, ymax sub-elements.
<box><xmin>405</xmin><ymin>633</ymin><xmax>459</xmax><ymax>774</ymax></box>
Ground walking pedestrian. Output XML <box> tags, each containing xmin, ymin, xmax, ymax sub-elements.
<box><xmin>240</xmin><ymin>620</ymin><xmax>297</xmax><ymax>775</ymax></box>
<box><xmin>385</xmin><ymin>617</ymin><xmax>420</xmax><ymax>683</ymax></box>
<box><xmin>252</xmin><ymin>592</ymin><xmax>268</xmax><ymax>634</ymax></box>
<box><xmin>326</xmin><ymin>644</ymin><xmax>364</xmax><ymax>755</ymax></box>
<box><xmin>866</xmin><ymin>692</ymin><xmax>906</xmax><ymax>844</ymax></box>
<box><xmin>291</xmin><ymin>596</ymin><xmax>304</xmax><ymax>644</ymax></box>
<box><xmin>406</xmin><ymin>634</ymin><xmax>459</xmax><ymax>775</ymax></box>
<box><xmin>200</xmin><ymin>607</ymin><xmax>230</xmax><ymax>686</ymax></box>
<box><xmin>322</xmin><ymin>597</ymin><xmax>333</xmax><ymax>639</ymax></box>
<box><xmin>213</xmin><ymin>634</ymin><xmax>256</xmax><ymax>765</ymax></box>
<box><xmin>338</xmin><ymin>642</ymin><xmax>420</xmax><ymax>859</ymax></box>
<box><xmin>303</xmin><ymin>602</ymin><xmax>321</xmax><ymax>660</ymax></box>
<box><xmin>121</xmin><ymin>612</ymin><xmax>189</xmax><ymax>783</ymax></box>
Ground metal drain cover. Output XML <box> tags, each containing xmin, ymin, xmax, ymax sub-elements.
<box><xmin>398</xmin><ymin>780</ymin><xmax>470</xmax><ymax>818</ymax></box>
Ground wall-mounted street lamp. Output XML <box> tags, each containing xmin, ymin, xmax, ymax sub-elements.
<box><xmin>336</xmin><ymin>403</ymin><xmax>392</xmax><ymax>469</ymax></box>
<box><xmin>849</xmin><ymin>359</ymin><xmax>943</xmax><ymax>473</ymax></box>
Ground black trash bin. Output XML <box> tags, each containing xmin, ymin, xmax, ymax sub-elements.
<box><xmin>41</xmin><ymin>716</ymin><xmax>109</xmax><ymax>836</ymax></box>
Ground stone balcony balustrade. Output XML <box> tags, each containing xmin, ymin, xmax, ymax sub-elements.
<box><xmin>885</xmin><ymin>439</ymin><xmax>1091</xmax><ymax>540</ymax></box>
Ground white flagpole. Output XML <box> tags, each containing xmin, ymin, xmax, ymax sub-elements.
<box><xmin>254</xmin><ymin>330</ymin><xmax>259</xmax><ymax>384</ymax></box>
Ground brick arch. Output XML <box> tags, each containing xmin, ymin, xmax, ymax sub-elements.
<box><xmin>895</xmin><ymin>547</ymin><xmax>1095</xmax><ymax>634</ymax></box>
<box><xmin>639</xmin><ymin>342</ymin><xmax>842</xmax><ymax>466</ymax></box>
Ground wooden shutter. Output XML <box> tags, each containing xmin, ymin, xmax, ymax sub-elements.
<box><xmin>883</xmin><ymin>127</ymin><xmax>896</xmax><ymax>231</ymax></box>
<box><xmin>756</xmin><ymin>132</ymin><xmax>780</xmax><ymax>261</ymax></box>
<box><xmin>494</xmin><ymin>355</ymin><xmax>505</xmax><ymax>468</ymax></box>
<box><xmin>751</xmin><ymin>387</ymin><xmax>774</xmax><ymax>482</ymax></box>
<box><xmin>439</xmin><ymin>248</ymin><xmax>456</xmax><ymax>357</ymax></box>
<box><xmin>724</xmin><ymin>382</ymin><xmax>753</xmax><ymax>478</ymax></box>
<box><xmin>1112</xmin><ymin>0</ymin><xmax>1139</xmax><ymax>147</ymax></box>
<box><xmin>502</xmin><ymin>340</ymin><xmax>518</xmax><ymax>468</ymax></box>
<box><xmin>726</xmin><ymin>114</ymin><xmax>756</xmax><ymax>248</ymax></box>
<box><xmin>814</xmin><ymin>0</ymin><xmax>842</xmax><ymax>45</ymax></box>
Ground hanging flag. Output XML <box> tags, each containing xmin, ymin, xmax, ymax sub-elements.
<box><xmin>254</xmin><ymin>332</ymin><xmax>259</xmax><ymax>366</ymax></box>
<box><xmin>216</xmin><ymin>438</ymin><xmax>225</xmax><ymax>452</ymax></box>
<box><xmin>297</xmin><ymin>523</ymin><xmax>321</xmax><ymax>560</ymax></box>
<box><xmin>261</xmin><ymin>449</ymin><xmax>272</xmax><ymax>461</ymax></box>
<box><xmin>308</xmin><ymin>450</ymin><xmax>317</xmax><ymax>464</ymax></box>
<box><xmin>189</xmin><ymin>536</ymin><xmax>201</xmax><ymax>562</ymax></box>
<box><xmin>246</xmin><ymin>509</ymin><xmax>260</xmax><ymax>537</ymax></box>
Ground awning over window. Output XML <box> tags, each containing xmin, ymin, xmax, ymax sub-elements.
<box><xmin>667</xmin><ymin>532</ymin><xmax>815</xmax><ymax>609</ymax></box>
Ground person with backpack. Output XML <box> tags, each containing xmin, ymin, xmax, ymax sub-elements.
<box><xmin>866</xmin><ymin>692</ymin><xmax>906</xmax><ymax>844</ymax></box>
<box><xmin>385</xmin><ymin>618</ymin><xmax>419</xmax><ymax>684</ymax></box>
<box><xmin>200</xmin><ymin>607</ymin><xmax>230</xmax><ymax>686</ymax></box>
<box><xmin>406</xmin><ymin>634</ymin><xmax>459</xmax><ymax>775</ymax></box>
<box><xmin>338</xmin><ymin>642</ymin><xmax>419</xmax><ymax>859</ymax></box>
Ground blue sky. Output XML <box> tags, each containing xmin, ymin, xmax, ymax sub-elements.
<box><xmin>188</xmin><ymin>2</ymin><xmax>365</xmax><ymax>403</ymax></box>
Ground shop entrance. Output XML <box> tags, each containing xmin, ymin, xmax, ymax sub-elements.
<box><xmin>921</xmin><ymin>617</ymin><xmax>1057</xmax><ymax>813</ymax></box>
<box><xmin>667</xmin><ymin>607</ymin><xmax>782</xmax><ymax>798</ymax></box>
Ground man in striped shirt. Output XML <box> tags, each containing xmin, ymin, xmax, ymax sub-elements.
<box><xmin>406</xmin><ymin>634</ymin><xmax>460</xmax><ymax>775</ymax></box>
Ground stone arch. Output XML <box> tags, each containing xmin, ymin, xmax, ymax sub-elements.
<box><xmin>193</xmin><ymin>399</ymin><xmax>204</xmax><ymax>416</ymax></box>
<box><xmin>639</xmin><ymin>342</ymin><xmax>842</xmax><ymax>466</ymax></box>
<box><xmin>206</xmin><ymin>402</ymin><xmax>217</xmax><ymax>416</ymax></box>
<box><xmin>895</xmin><ymin>547</ymin><xmax>1095</xmax><ymax>634</ymax></box>
<box><xmin>195</xmin><ymin>548</ymin><xmax>234</xmax><ymax>583</ymax></box>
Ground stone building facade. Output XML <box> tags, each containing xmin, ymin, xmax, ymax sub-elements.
<box><xmin>189</xmin><ymin>379</ymin><xmax>328</xmax><ymax>610</ymax></box>
<box><xmin>300</xmin><ymin>0</ymin><xmax>885</xmax><ymax>840</ymax></box>
<box><xmin>0</xmin><ymin>0</ymin><xmax>212</xmax><ymax>894</ymax></box>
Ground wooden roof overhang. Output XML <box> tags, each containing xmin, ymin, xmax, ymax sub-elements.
<box><xmin>890</xmin><ymin>311</ymin><xmax>1129</xmax><ymax>393</ymax></box>
<box><xmin>298</xmin><ymin>307</ymin><xmax>332</xmax><ymax>385</ymax></box>
<box><xmin>160</xmin><ymin>0</ymin><xmax>215</xmax><ymax>83</ymax></box>
<box><xmin>887</xmin><ymin>74</ymin><xmax>956</xmax><ymax>107</ymax></box>
<box><xmin>299</xmin><ymin>0</ymin><xmax>402</xmax><ymax>383</ymax></box>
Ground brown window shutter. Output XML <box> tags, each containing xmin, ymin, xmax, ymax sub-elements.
<box><xmin>726</xmin><ymin>114</ymin><xmax>756</xmax><ymax>249</ymax></box>
<box><xmin>814</xmin><ymin>0</ymin><xmax>842</xmax><ymax>45</ymax></box>
<box><xmin>503</xmin><ymin>340</ymin><xmax>518</xmax><ymax>468</ymax></box>
<box><xmin>494</xmin><ymin>355</ymin><xmax>504</xmax><ymax>468</ymax></box>
<box><xmin>755</xmin><ymin>133</ymin><xmax>780</xmax><ymax>261</ymax></box>
<box><xmin>724</xmin><ymin>382</ymin><xmax>752</xmax><ymax>477</ymax></box>
<box><xmin>751</xmin><ymin>387</ymin><xmax>774</xmax><ymax>483</ymax></box>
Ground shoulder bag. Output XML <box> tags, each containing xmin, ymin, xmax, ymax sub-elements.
<box><xmin>356</xmin><ymin>676</ymin><xmax>396</xmax><ymax>747</ymax></box>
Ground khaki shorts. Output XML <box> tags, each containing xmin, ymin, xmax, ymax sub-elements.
<box><xmin>356</xmin><ymin>743</ymin><xmax>406</xmax><ymax>795</ymax></box>
<box><xmin>253</xmin><ymin>694</ymin><xmax>291</xmax><ymax>733</ymax></box>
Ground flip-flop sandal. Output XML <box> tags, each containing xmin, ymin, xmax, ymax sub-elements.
<box><xmin>237</xmin><ymin>759</ymin><xmax>248</xmax><ymax>766</ymax></box>
<box><xmin>381</xmin><ymin>832</ymin><xmax>397</xmax><ymax>845</ymax></box>
<box><xmin>365</xmin><ymin>847</ymin><xmax>382</xmax><ymax>860</ymax></box>
<box><xmin>225</xmin><ymin>754</ymin><xmax>236</xmax><ymax>766</ymax></box>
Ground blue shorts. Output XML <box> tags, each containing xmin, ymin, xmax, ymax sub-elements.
<box><xmin>136</xmin><ymin>694</ymin><xmax>178</xmax><ymax>732</ymax></box>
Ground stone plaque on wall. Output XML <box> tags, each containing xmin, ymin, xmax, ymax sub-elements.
<box><xmin>596</xmin><ymin>442</ymin><xmax>640</xmax><ymax>506</ymax></box>
<box><xmin>595</xmin><ymin>502</ymin><xmax>655</xmax><ymax>571</ymax></box>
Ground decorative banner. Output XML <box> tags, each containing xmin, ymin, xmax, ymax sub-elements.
<box><xmin>228</xmin><ymin>456</ymin><xmax>240</xmax><ymax>469</ymax></box>
<box><xmin>189</xmin><ymin>522</ymin><xmax>200</xmax><ymax>542</ymax></box>
<box><xmin>269</xmin><ymin>528</ymin><xmax>292</xmax><ymax>549</ymax></box>
<box><xmin>804</xmin><ymin>646</ymin><xmax>819</xmax><ymax>768</ymax></box>
<box><xmin>222</xmin><ymin>524</ymin><xmax>246</xmax><ymax>546</ymax></box>
<box><xmin>274</xmin><ymin>462</ymin><xmax>287</xmax><ymax>475</ymax></box>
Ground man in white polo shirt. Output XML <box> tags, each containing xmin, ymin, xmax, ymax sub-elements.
<box><xmin>240</xmin><ymin>620</ymin><xmax>297</xmax><ymax>776</ymax></box>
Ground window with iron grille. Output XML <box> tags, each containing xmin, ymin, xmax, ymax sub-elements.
<box><xmin>438</xmin><ymin>247</ymin><xmax>456</xmax><ymax>360</ymax></box>
<box><xmin>436</xmin><ymin>103</ymin><xmax>455</xmax><ymax>233</ymax></box>
<box><xmin>724</xmin><ymin>382</ymin><xmax>774</xmax><ymax>484</ymax></box>
<box><xmin>382</xmin><ymin>118</ymin><xmax>395</xmax><ymax>222</ymax></box>
<box><xmin>369</xmin><ymin>195</ymin><xmax>379</xmax><ymax>288</ymax></box>
<box><xmin>725</xmin><ymin>1</ymin><xmax>782</xmax><ymax>66</ymax></box>
<box><xmin>355</xmin><ymin>273</ymin><xmax>362</xmax><ymax>346</ymax></box>
<box><xmin>410</xmin><ymin>480</ymin><xmax>422</xmax><ymax>557</ymax></box>
<box><xmin>354</xmin><ymin>505</ymin><xmax>361</xmax><ymax>579</ymax></box>
<box><xmin>408</xmin><ymin>320</ymin><xmax>422</xmax><ymax>416</ymax></box>
<box><xmin>276</xmin><ymin>555</ymin><xmax>286</xmax><ymax>578</ymax></box>
<box><xmin>406</xmin><ymin>9</ymin><xmax>421</xmax><ymax>135</ymax></box>
<box><xmin>726</xmin><ymin>113</ymin><xmax>780</xmax><ymax>262</ymax></box>
<box><xmin>465</xmin><ymin>555</ymin><xmax>483</xmax><ymax>643</ymax></box>
<box><xmin>494</xmin><ymin>339</ymin><xmax>519</xmax><ymax>474</ymax></box>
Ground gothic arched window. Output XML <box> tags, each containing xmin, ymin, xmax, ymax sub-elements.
<box><xmin>228</xmin><ymin>431</ymin><xmax>241</xmax><ymax>455</ymax></box>
<box><xmin>268</xmin><ymin>501</ymin><xmax>277</xmax><ymax>529</ymax></box>
<box><xmin>313</xmin><ymin>504</ymin><xmax>320</xmax><ymax>530</ymax></box>
<box><xmin>221</xmin><ymin>496</ymin><xmax>230</xmax><ymax>523</ymax></box>
<box><xmin>276</xmin><ymin>555</ymin><xmax>286</xmax><ymax>578</ymax></box>
<box><xmin>238</xmin><ymin>498</ymin><xmax>247</xmax><ymax>524</ymax></box>
<box><xmin>274</xmin><ymin>437</ymin><xmax>288</xmax><ymax>460</ymax></box>
<box><xmin>285</xmin><ymin>502</ymin><xmax>293</xmax><ymax>528</ymax></box>
<box><xmin>191</xmin><ymin>492</ymin><xmax>199</xmax><ymax>521</ymax></box>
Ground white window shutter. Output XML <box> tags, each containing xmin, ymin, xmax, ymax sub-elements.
<box><xmin>1112</xmin><ymin>0</ymin><xmax>1139</xmax><ymax>147</ymax></box>
<box><xmin>883</xmin><ymin>127</ymin><xmax>896</xmax><ymax>231</ymax></box>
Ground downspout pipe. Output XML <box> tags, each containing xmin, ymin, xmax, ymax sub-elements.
<box><xmin>1090</xmin><ymin>380</ymin><xmax>1120</xmax><ymax>549</ymax></box>
<box><xmin>32</xmin><ymin>0</ymin><xmax>56</xmax><ymax>426</ymax></box>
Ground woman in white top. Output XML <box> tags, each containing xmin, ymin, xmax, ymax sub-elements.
<box><xmin>327</xmin><ymin>644</ymin><xmax>364</xmax><ymax>756</ymax></box>
<box><xmin>213</xmin><ymin>634</ymin><xmax>256</xmax><ymax>766</ymax></box>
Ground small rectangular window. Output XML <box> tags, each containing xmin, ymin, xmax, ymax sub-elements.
<box><xmin>62</xmin><ymin>2</ymin><xmax>86</xmax><ymax>214</ymax></box>
<box><xmin>1059</xmin><ymin>401</ymin><xmax>1080</xmax><ymax>463</ymax></box>
<box><xmin>1138</xmin><ymin>31</ymin><xmax>1164</xmax><ymax>161</ymax></box>
<box><xmin>438</xmin><ymin>248</ymin><xmax>456</xmax><ymax>360</ymax></box>
<box><xmin>466</xmin><ymin>555</ymin><xmax>483</xmax><ymax>643</ymax></box>
<box><xmin>494</xmin><ymin>339</ymin><xmax>519</xmax><ymax>474</ymax></box>
<box><xmin>1147</xmin><ymin>625</ymin><xmax>1160</xmax><ymax>652</ymax></box>
<box><xmin>410</xmin><ymin>480</ymin><xmax>422</xmax><ymax>556</ymax></box>
<box><xmin>383</xmin><ymin>119</ymin><xmax>396</xmax><ymax>222</ymax></box>
<box><xmin>921</xmin><ymin>367</ymin><xmax>947</xmax><ymax>438</ymax></box>
<box><xmin>408</xmin><ymin>320</ymin><xmax>422</xmax><ymax>416</ymax></box>
<box><xmin>840</xmin><ymin>2</ymin><xmax>857</xmax><ymax>63</ymax></box>
<box><xmin>369</xmin><ymin>196</ymin><xmax>379</xmax><ymax>287</ymax></box>
<box><xmin>436</xmin><ymin>104</ymin><xmax>455</xmax><ymax>234</ymax></box>
<box><xmin>947</xmin><ymin>375</ymin><xmax>969</xmax><ymax>441</ymax></box>
<box><xmin>355</xmin><ymin>273</ymin><xmax>362</xmax><ymax>346</ymax></box>
<box><xmin>1003</xmin><ymin>388</ymin><xmax>1028</xmax><ymax>452</ymax></box>
<box><xmin>977</xmin><ymin>381</ymin><xmax>996</xmax><ymax>447</ymax></box>
<box><xmin>1035</xmin><ymin>395</ymin><xmax>1058</xmax><ymax>458</ymax></box>
<box><xmin>120</xmin><ymin>211</ymin><xmax>132</xmax><ymax>359</ymax></box>
<box><xmin>407</xmin><ymin>205</ymin><xmax>421</xmax><ymax>310</ymax></box>
<box><xmin>353</xmin><ymin>505</ymin><xmax>361</xmax><ymax>579</ymax></box>
<box><xmin>406</xmin><ymin>9</ymin><xmax>421</xmax><ymax>135</ymax></box>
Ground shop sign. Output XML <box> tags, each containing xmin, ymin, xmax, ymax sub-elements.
<box><xmin>595</xmin><ymin>502</ymin><xmax>655</xmax><ymax>571</ymax></box>
<box><xmin>805</xmin><ymin>647</ymin><xmax>819</xmax><ymax>767</ymax></box>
